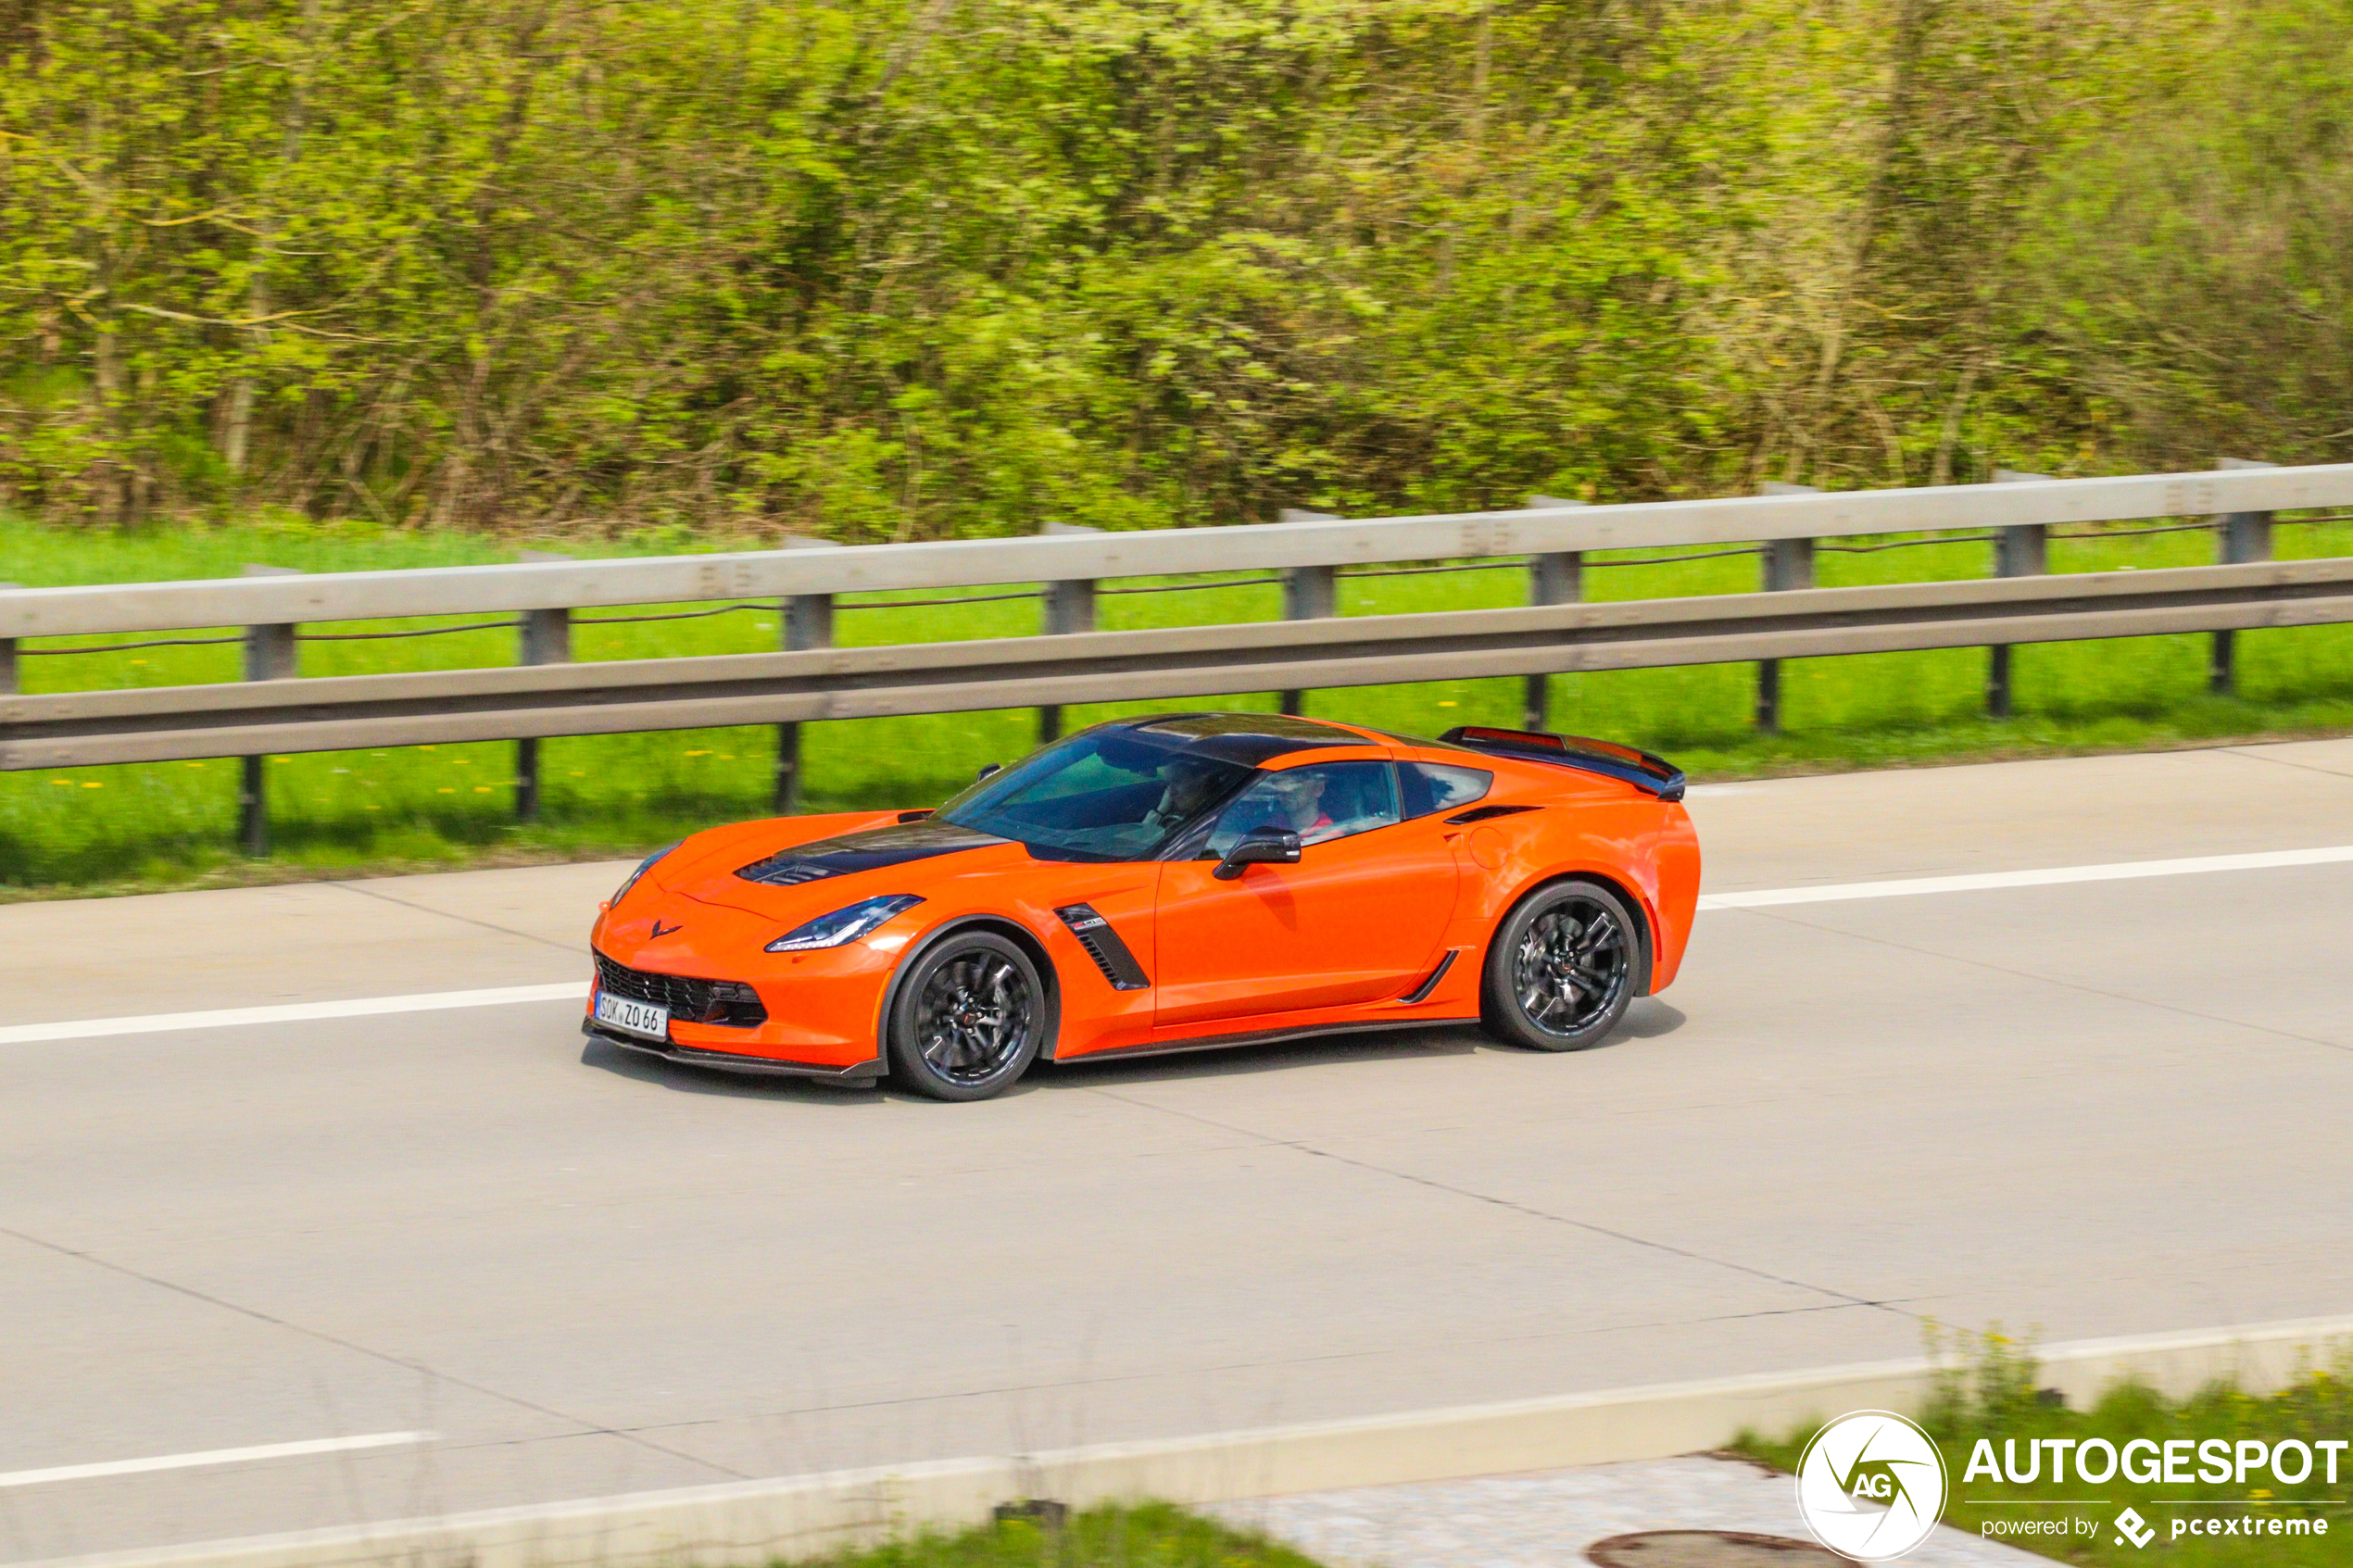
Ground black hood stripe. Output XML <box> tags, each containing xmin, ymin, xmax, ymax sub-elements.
<box><xmin>736</xmin><ymin>818</ymin><xmax>1005</xmax><ymax>886</ymax></box>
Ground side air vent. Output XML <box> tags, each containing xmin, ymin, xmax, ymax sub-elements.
<box><xmin>1052</xmin><ymin>904</ymin><xmax>1151</xmax><ymax>991</ymax></box>
<box><xmin>1445</xmin><ymin>803</ymin><xmax>1541</xmax><ymax>824</ymax></box>
<box><xmin>1402</xmin><ymin>949</ymin><xmax>1458</xmax><ymax>1004</ymax></box>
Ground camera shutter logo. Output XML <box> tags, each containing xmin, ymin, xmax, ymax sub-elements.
<box><xmin>1794</xmin><ymin>1410</ymin><xmax>1950</xmax><ymax>1561</ymax></box>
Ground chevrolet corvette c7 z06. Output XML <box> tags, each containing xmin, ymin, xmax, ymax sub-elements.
<box><xmin>585</xmin><ymin>712</ymin><xmax>1701</xmax><ymax>1100</ymax></box>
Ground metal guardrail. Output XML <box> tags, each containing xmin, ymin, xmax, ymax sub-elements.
<box><xmin>7</xmin><ymin>558</ymin><xmax>2350</xmax><ymax>770</ymax></box>
<box><xmin>2</xmin><ymin>464</ymin><xmax>2350</xmax><ymax>638</ymax></box>
<box><xmin>4</xmin><ymin>460</ymin><xmax>2348</xmax><ymax>850</ymax></box>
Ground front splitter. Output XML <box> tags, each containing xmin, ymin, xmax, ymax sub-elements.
<box><xmin>581</xmin><ymin>1020</ymin><xmax>884</xmax><ymax>1085</ymax></box>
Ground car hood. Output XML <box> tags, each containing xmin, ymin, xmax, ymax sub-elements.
<box><xmin>666</xmin><ymin>815</ymin><xmax>1037</xmax><ymax>922</ymax></box>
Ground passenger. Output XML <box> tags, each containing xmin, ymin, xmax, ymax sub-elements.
<box><xmin>1265</xmin><ymin>770</ymin><xmax>1337</xmax><ymax>843</ymax></box>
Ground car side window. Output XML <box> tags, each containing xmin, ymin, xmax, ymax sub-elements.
<box><xmin>1204</xmin><ymin>761</ymin><xmax>1402</xmax><ymax>857</ymax></box>
<box><xmin>1400</xmin><ymin>761</ymin><xmax>1492</xmax><ymax>819</ymax></box>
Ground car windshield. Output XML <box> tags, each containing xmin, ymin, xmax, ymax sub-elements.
<box><xmin>937</xmin><ymin>729</ymin><xmax>1254</xmax><ymax>859</ymax></box>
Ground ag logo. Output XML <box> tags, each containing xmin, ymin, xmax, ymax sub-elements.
<box><xmin>1793</xmin><ymin>1410</ymin><xmax>1949</xmax><ymax>1561</ymax></box>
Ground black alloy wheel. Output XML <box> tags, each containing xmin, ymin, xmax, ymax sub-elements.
<box><xmin>1480</xmin><ymin>879</ymin><xmax>1643</xmax><ymax>1052</ymax></box>
<box><xmin>887</xmin><ymin>932</ymin><xmax>1047</xmax><ymax>1100</ymax></box>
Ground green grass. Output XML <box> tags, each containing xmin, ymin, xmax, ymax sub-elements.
<box><xmin>6</xmin><ymin>509</ymin><xmax>2353</xmax><ymax>896</ymax></box>
<box><xmin>759</xmin><ymin>1501</ymin><xmax>1320</xmax><ymax>1568</ymax></box>
<box><xmin>1737</xmin><ymin>1334</ymin><xmax>2353</xmax><ymax>1565</ymax></box>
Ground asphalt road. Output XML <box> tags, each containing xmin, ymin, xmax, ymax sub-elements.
<box><xmin>4</xmin><ymin>739</ymin><xmax>2352</xmax><ymax>1562</ymax></box>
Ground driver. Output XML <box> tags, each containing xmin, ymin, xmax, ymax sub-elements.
<box><xmin>1146</xmin><ymin>758</ymin><xmax>1229</xmax><ymax>830</ymax></box>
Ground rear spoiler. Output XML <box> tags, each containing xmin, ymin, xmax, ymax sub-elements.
<box><xmin>1437</xmin><ymin>725</ymin><xmax>1687</xmax><ymax>803</ymax></box>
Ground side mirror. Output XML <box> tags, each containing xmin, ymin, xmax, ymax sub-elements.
<box><xmin>975</xmin><ymin>762</ymin><xmax>1002</xmax><ymax>782</ymax></box>
<box><xmin>1214</xmin><ymin>826</ymin><xmax>1302</xmax><ymax>881</ymax></box>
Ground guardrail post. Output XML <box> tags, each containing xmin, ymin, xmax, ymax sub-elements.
<box><xmin>1755</xmin><ymin>484</ymin><xmax>1818</xmax><ymax>734</ymax></box>
<box><xmin>239</xmin><ymin>564</ymin><xmax>303</xmax><ymax>857</ymax></box>
<box><xmin>2212</xmin><ymin>458</ymin><xmax>2277</xmax><ymax>696</ymax></box>
<box><xmin>515</xmin><ymin>552</ymin><xmax>572</xmax><ymax>823</ymax></box>
<box><xmin>1038</xmin><ymin>522</ymin><xmax>1101</xmax><ymax>743</ymax></box>
<box><xmin>1523</xmin><ymin>496</ymin><xmax>1585</xmax><ymax>731</ymax></box>
<box><xmin>775</xmin><ymin>595</ymin><xmax>835</xmax><ymax>813</ymax></box>
<box><xmin>774</xmin><ymin>536</ymin><xmax>843</xmax><ymax>814</ymax></box>
<box><xmin>0</xmin><ymin>584</ymin><xmax>18</xmax><ymax>695</ymax></box>
<box><xmin>1986</xmin><ymin>470</ymin><xmax>2052</xmax><ymax>719</ymax></box>
<box><xmin>1277</xmin><ymin>508</ymin><xmax>1340</xmax><ymax>716</ymax></box>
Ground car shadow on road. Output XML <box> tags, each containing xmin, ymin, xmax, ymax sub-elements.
<box><xmin>579</xmin><ymin>997</ymin><xmax>1685</xmax><ymax>1105</ymax></box>
<box><xmin>1617</xmin><ymin>997</ymin><xmax>1689</xmax><ymax>1039</ymax></box>
<box><xmin>1041</xmin><ymin>997</ymin><xmax>1688</xmax><ymax>1089</ymax></box>
<box><xmin>577</xmin><ymin>1035</ymin><xmax>893</xmax><ymax>1106</ymax></box>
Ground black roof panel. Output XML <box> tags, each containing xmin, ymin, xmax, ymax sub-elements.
<box><xmin>1125</xmin><ymin>711</ymin><xmax>1370</xmax><ymax>766</ymax></box>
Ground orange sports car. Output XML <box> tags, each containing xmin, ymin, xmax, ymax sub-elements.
<box><xmin>585</xmin><ymin>713</ymin><xmax>1701</xmax><ymax>1100</ymax></box>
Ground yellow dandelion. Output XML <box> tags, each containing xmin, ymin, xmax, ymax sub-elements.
<box><xmin>472</xmin><ymin>785</ymin><xmax>492</xmax><ymax>794</ymax></box>
<box><xmin>50</xmin><ymin>778</ymin><xmax>72</xmax><ymax>786</ymax></box>
<box><xmin>436</xmin><ymin>787</ymin><xmax>455</xmax><ymax>795</ymax></box>
<box><xmin>686</xmin><ymin>749</ymin><xmax>711</xmax><ymax>757</ymax></box>
<box><xmin>81</xmin><ymin>781</ymin><xmax>102</xmax><ymax>789</ymax></box>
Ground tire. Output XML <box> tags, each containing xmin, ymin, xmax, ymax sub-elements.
<box><xmin>885</xmin><ymin>931</ymin><xmax>1048</xmax><ymax>1101</ymax></box>
<box><xmin>1479</xmin><ymin>879</ymin><xmax>1645</xmax><ymax>1052</ymax></box>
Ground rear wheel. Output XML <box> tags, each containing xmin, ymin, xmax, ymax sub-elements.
<box><xmin>1480</xmin><ymin>880</ymin><xmax>1643</xmax><ymax>1052</ymax></box>
<box><xmin>886</xmin><ymin>933</ymin><xmax>1046</xmax><ymax>1101</ymax></box>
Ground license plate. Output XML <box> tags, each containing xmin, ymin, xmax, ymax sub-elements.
<box><xmin>594</xmin><ymin>989</ymin><xmax>670</xmax><ymax>1041</ymax></box>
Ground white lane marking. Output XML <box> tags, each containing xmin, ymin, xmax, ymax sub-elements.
<box><xmin>0</xmin><ymin>983</ymin><xmax>586</xmax><ymax>1046</ymax></box>
<box><xmin>0</xmin><ymin>1431</ymin><xmax>438</xmax><ymax>1489</ymax></box>
<box><xmin>1699</xmin><ymin>845</ymin><xmax>2353</xmax><ymax>910</ymax></box>
<box><xmin>7</xmin><ymin>846</ymin><xmax>2351</xmax><ymax>1046</ymax></box>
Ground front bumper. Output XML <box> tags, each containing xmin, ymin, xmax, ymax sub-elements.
<box><xmin>582</xmin><ymin>1019</ymin><xmax>885</xmax><ymax>1084</ymax></box>
<box><xmin>589</xmin><ymin>894</ymin><xmax>902</xmax><ymax>1070</ymax></box>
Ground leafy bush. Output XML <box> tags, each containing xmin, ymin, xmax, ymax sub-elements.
<box><xmin>6</xmin><ymin>1</ymin><xmax>2351</xmax><ymax>533</ymax></box>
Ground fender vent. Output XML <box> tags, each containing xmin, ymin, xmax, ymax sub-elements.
<box><xmin>1445</xmin><ymin>803</ymin><xmax>1540</xmax><ymax>824</ymax></box>
<box><xmin>1053</xmin><ymin>904</ymin><xmax>1151</xmax><ymax>991</ymax></box>
<box><xmin>1402</xmin><ymin>949</ymin><xmax>1458</xmax><ymax>1004</ymax></box>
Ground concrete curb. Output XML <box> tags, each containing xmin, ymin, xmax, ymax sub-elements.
<box><xmin>33</xmin><ymin>1313</ymin><xmax>2353</xmax><ymax>1568</ymax></box>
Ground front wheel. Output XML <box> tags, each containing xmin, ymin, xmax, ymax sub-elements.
<box><xmin>1480</xmin><ymin>880</ymin><xmax>1644</xmax><ymax>1052</ymax></box>
<box><xmin>886</xmin><ymin>932</ymin><xmax>1047</xmax><ymax>1101</ymax></box>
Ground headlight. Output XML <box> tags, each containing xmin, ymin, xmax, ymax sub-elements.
<box><xmin>612</xmin><ymin>841</ymin><xmax>681</xmax><ymax>907</ymax></box>
<box><xmin>765</xmin><ymin>895</ymin><xmax>924</xmax><ymax>952</ymax></box>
